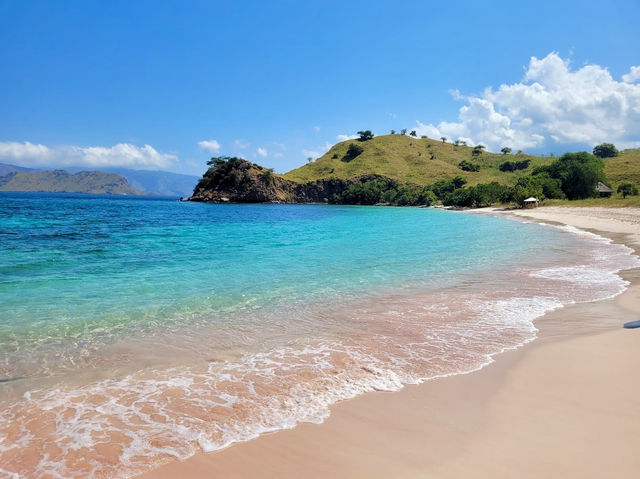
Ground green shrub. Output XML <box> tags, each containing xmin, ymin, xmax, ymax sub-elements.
<box><xmin>458</xmin><ymin>160</ymin><xmax>480</xmax><ymax>172</ymax></box>
<box><xmin>499</xmin><ymin>159</ymin><xmax>530</xmax><ymax>172</ymax></box>
<box><xmin>343</xmin><ymin>143</ymin><xmax>364</xmax><ymax>162</ymax></box>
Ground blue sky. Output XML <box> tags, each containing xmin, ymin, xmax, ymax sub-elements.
<box><xmin>1</xmin><ymin>0</ymin><xmax>639</xmax><ymax>175</ymax></box>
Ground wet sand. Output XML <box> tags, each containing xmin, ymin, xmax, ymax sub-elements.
<box><xmin>141</xmin><ymin>207</ymin><xmax>640</xmax><ymax>479</ymax></box>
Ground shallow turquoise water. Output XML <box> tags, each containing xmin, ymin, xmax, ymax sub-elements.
<box><xmin>1</xmin><ymin>193</ymin><xmax>570</xmax><ymax>365</ymax></box>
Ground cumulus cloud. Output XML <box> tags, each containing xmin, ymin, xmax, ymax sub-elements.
<box><xmin>336</xmin><ymin>134</ymin><xmax>358</xmax><ymax>142</ymax></box>
<box><xmin>197</xmin><ymin>139</ymin><xmax>220</xmax><ymax>154</ymax></box>
<box><xmin>623</xmin><ymin>66</ymin><xmax>640</xmax><ymax>83</ymax></box>
<box><xmin>0</xmin><ymin>141</ymin><xmax>177</xmax><ymax>169</ymax></box>
<box><xmin>415</xmin><ymin>52</ymin><xmax>640</xmax><ymax>151</ymax></box>
<box><xmin>256</xmin><ymin>147</ymin><xmax>267</xmax><ymax>157</ymax></box>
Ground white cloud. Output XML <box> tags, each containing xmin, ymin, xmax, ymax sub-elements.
<box><xmin>336</xmin><ymin>134</ymin><xmax>358</xmax><ymax>142</ymax></box>
<box><xmin>234</xmin><ymin>139</ymin><xmax>249</xmax><ymax>150</ymax></box>
<box><xmin>197</xmin><ymin>139</ymin><xmax>220</xmax><ymax>154</ymax></box>
<box><xmin>313</xmin><ymin>125</ymin><xmax>321</xmax><ymax>132</ymax></box>
<box><xmin>415</xmin><ymin>52</ymin><xmax>640</xmax><ymax>151</ymax></box>
<box><xmin>256</xmin><ymin>147</ymin><xmax>267</xmax><ymax>157</ymax></box>
<box><xmin>0</xmin><ymin>141</ymin><xmax>51</xmax><ymax>161</ymax></box>
<box><xmin>623</xmin><ymin>66</ymin><xmax>640</xmax><ymax>83</ymax></box>
<box><xmin>0</xmin><ymin>141</ymin><xmax>177</xmax><ymax>170</ymax></box>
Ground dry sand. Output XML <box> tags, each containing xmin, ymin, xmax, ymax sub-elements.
<box><xmin>141</xmin><ymin>207</ymin><xmax>640</xmax><ymax>479</ymax></box>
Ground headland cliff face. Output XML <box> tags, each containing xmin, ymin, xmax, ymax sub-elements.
<box><xmin>187</xmin><ymin>157</ymin><xmax>390</xmax><ymax>204</ymax></box>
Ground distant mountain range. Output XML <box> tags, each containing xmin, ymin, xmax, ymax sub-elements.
<box><xmin>0</xmin><ymin>163</ymin><xmax>38</xmax><ymax>176</ymax></box>
<box><xmin>0</xmin><ymin>169</ymin><xmax>143</xmax><ymax>195</ymax></box>
<box><xmin>98</xmin><ymin>168</ymin><xmax>200</xmax><ymax>197</ymax></box>
<box><xmin>0</xmin><ymin>163</ymin><xmax>200</xmax><ymax>196</ymax></box>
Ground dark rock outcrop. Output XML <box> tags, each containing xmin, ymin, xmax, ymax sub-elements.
<box><xmin>187</xmin><ymin>158</ymin><xmax>391</xmax><ymax>204</ymax></box>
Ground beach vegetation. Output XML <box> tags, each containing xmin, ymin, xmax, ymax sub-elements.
<box><xmin>331</xmin><ymin>176</ymin><xmax>440</xmax><ymax>206</ymax></box>
<box><xmin>541</xmin><ymin>152</ymin><xmax>606</xmax><ymax>200</ymax></box>
<box><xmin>442</xmin><ymin>182</ymin><xmax>510</xmax><ymax>208</ymax></box>
<box><xmin>617</xmin><ymin>182</ymin><xmax>638</xmax><ymax>198</ymax></box>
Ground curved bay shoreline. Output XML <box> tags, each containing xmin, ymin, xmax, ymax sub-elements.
<box><xmin>140</xmin><ymin>207</ymin><xmax>640</xmax><ymax>479</ymax></box>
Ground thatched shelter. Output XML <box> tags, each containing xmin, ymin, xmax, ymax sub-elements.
<box><xmin>597</xmin><ymin>182</ymin><xmax>613</xmax><ymax>198</ymax></box>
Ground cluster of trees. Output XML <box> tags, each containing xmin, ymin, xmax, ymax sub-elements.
<box><xmin>442</xmin><ymin>182</ymin><xmax>511</xmax><ymax>208</ymax></box>
<box><xmin>533</xmin><ymin>151</ymin><xmax>604</xmax><ymax>200</ymax></box>
<box><xmin>499</xmin><ymin>159</ymin><xmax>531</xmax><ymax>172</ymax></box>
<box><xmin>443</xmin><ymin>151</ymin><xmax>606</xmax><ymax>207</ymax></box>
<box><xmin>198</xmin><ymin>156</ymin><xmax>256</xmax><ymax>191</ymax></box>
<box><xmin>331</xmin><ymin>176</ymin><xmax>472</xmax><ymax>206</ymax></box>
<box><xmin>331</xmin><ymin>177</ymin><xmax>430</xmax><ymax>206</ymax></box>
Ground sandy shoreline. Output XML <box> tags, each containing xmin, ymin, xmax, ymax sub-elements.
<box><xmin>142</xmin><ymin>207</ymin><xmax>640</xmax><ymax>479</ymax></box>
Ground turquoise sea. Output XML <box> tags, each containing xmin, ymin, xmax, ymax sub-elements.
<box><xmin>0</xmin><ymin>193</ymin><xmax>638</xmax><ymax>478</ymax></box>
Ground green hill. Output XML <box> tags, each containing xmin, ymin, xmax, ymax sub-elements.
<box><xmin>189</xmin><ymin>137</ymin><xmax>640</xmax><ymax>206</ymax></box>
<box><xmin>284</xmin><ymin>134</ymin><xmax>554</xmax><ymax>187</ymax></box>
<box><xmin>0</xmin><ymin>170</ymin><xmax>144</xmax><ymax>195</ymax></box>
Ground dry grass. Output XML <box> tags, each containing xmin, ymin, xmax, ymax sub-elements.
<box><xmin>283</xmin><ymin>134</ymin><xmax>553</xmax><ymax>186</ymax></box>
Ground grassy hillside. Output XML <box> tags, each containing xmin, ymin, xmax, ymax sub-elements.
<box><xmin>0</xmin><ymin>170</ymin><xmax>144</xmax><ymax>195</ymax></box>
<box><xmin>284</xmin><ymin>134</ymin><xmax>555</xmax><ymax>187</ymax></box>
<box><xmin>603</xmin><ymin>148</ymin><xmax>640</xmax><ymax>188</ymax></box>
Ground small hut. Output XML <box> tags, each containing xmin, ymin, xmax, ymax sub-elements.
<box><xmin>597</xmin><ymin>182</ymin><xmax>613</xmax><ymax>198</ymax></box>
<box><xmin>523</xmin><ymin>197</ymin><xmax>539</xmax><ymax>209</ymax></box>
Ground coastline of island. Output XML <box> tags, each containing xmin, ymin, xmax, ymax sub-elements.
<box><xmin>140</xmin><ymin>206</ymin><xmax>640</xmax><ymax>479</ymax></box>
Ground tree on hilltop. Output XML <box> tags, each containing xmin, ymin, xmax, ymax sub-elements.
<box><xmin>207</xmin><ymin>156</ymin><xmax>238</xmax><ymax>167</ymax></box>
<box><xmin>400</xmin><ymin>128</ymin><xmax>407</xmax><ymax>135</ymax></box>
<box><xmin>440</xmin><ymin>137</ymin><xmax>447</xmax><ymax>143</ymax></box>
<box><xmin>410</xmin><ymin>130</ymin><xmax>417</xmax><ymax>137</ymax></box>
<box><xmin>501</xmin><ymin>147</ymin><xmax>512</xmax><ymax>155</ymax></box>
<box><xmin>593</xmin><ymin>143</ymin><xmax>618</xmax><ymax>158</ymax></box>
<box><xmin>357</xmin><ymin>130</ymin><xmax>374</xmax><ymax>141</ymax></box>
